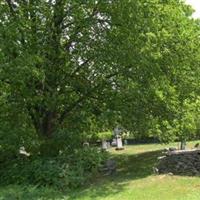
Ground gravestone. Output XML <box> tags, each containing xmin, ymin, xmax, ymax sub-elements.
<box><xmin>83</xmin><ymin>142</ymin><xmax>89</xmax><ymax>147</ymax></box>
<box><xmin>124</xmin><ymin>139</ymin><xmax>128</xmax><ymax>145</ymax></box>
<box><xmin>107</xmin><ymin>141</ymin><xmax>111</xmax><ymax>148</ymax></box>
<box><xmin>19</xmin><ymin>146</ymin><xmax>30</xmax><ymax>156</ymax></box>
<box><xmin>114</xmin><ymin>127</ymin><xmax>124</xmax><ymax>150</ymax></box>
<box><xmin>116</xmin><ymin>136</ymin><xmax>123</xmax><ymax>149</ymax></box>
<box><xmin>180</xmin><ymin>141</ymin><xmax>186</xmax><ymax>150</ymax></box>
<box><xmin>100</xmin><ymin>159</ymin><xmax>117</xmax><ymax>175</ymax></box>
<box><xmin>102</xmin><ymin>140</ymin><xmax>108</xmax><ymax>150</ymax></box>
<box><xmin>111</xmin><ymin>138</ymin><xmax>117</xmax><ymax>147</ymax></box>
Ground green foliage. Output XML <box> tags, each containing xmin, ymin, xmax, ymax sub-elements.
<box><xmin>95</xmin><ymin>131</ymin><xmax>113</xmax><ymax>141</ymax></box>
<box><xmin>106</xmin><ymin>0</ymin><xmax>200</xmax><ymax>142</ymax></box>
<box><xmin>0</xmin><ymin>147</ymin><xmax>108</xmax><ymax>189</ymax></box>
<box><xmin>3</xmin><ymin>143</ymin><xmax>200</xmax><ymax>200</ymax></box>
<box><xmin>1</xmin><ymin>0</ymin><xmax>200</xmax><ymax>181</ymax></box>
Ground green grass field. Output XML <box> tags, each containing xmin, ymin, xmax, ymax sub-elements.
<box><xmin>1</xmin><ymin>142</ymin><xmax>200</xmax><ymax>200</ymax></box>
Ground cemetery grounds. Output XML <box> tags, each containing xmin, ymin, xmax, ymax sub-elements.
<box><xmin>1</xmin><ymin>142</ymin><xmax>200</xmax><ymax>200</ymax></box>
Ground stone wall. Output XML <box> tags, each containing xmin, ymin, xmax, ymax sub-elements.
<box><xmin>156</xmin><ymin>150</ymin><xmax>200</xmax><ymax>176</ymax></box>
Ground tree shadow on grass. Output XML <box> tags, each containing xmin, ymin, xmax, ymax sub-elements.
<box><xmin>116</xmin><ymin>149</ymin><xmax>162</xmax><ymax>179</ymax></box>
<box><xmin>67</xmin><ymin>149</ymin><xmax>163</xmax><ymax>200</ymax></box>
<box><xmin>0</xmin><ymin>150</ymin><xmax>163</xmax><ymax>200</ymax></box>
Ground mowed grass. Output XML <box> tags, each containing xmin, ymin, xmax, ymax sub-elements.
<box><xmin>1</xmin><ymin>141</ymin><xmax>200</xmax><ymax>200</ymax></box>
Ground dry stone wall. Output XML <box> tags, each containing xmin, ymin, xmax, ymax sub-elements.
<box><xmin>156</xmin><ymin>150</ymin><xmax>200</xmax><ymax>176</ymax></box>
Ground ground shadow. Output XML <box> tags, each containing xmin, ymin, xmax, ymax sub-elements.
<box><xmin>114</xmin><ymin>149</ymin><xmax>161</xmax><ymax>180</ymax></box>
<box><xmin>67</xmin><ymin>149</ymin><xmax>163</xmax><ymax>200</ymax></box>
<box><xmin>0</xmin><ymin>150</ymin><xmax>163</xmax><ymax>200</ymax></box>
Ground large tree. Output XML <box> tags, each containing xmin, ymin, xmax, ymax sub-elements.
<box><xmin>106</xmin><ymin>0</ymin><xmax>200</xmax><ymax>142</ymax></box>
<box><xmin>1</xmin><ymin>0</ymin><xmax>200</xmax><ymax>153</ymax></box>
<box><xmin>0</xmin><ymin>0</ymin><xmax>116</xmax><ymax>138</ymax></box>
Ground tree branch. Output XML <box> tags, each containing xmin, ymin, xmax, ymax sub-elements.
<box><xmin>59</xmin><ymin>71</ymin><xmax>119</xmax><ymax>123</ymax></box>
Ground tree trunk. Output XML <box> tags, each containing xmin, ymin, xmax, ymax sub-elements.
<box><xmin>38</xmin><ymin>112</ymin><xmax>60</xmax><ymax>156</ymax></box>
<box><xmin>30</xmin><ymin>110</ymin><xmax>57</xmax><ymax>139</ymax></box>
<box><xmin>41</xmin><ymin>111</ymin><xmax>56</xmax><ymax>138</ymax></box>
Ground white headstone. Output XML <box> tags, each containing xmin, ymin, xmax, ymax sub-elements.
<box><xmin>102</xmin><ymin>140</ymin><xmax>108</xmax><ymax>150</ymax></box>
<box><xmin>116</xmin><ymin>136</ymin><xmax>123</xmax><ymax>149</ymax></box>
<box><xmin>113</xmin><ymin>127</ymin><xmax>124</xmax><ymax>150</ymax></box>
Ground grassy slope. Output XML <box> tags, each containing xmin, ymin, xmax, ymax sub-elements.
<box><xmin>1</xmin><ymin>142</ymin><xmax>200</xmax><ymax>200</ymax></box>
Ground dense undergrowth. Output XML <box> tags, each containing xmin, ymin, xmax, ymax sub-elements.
<box><xmin>0</xmin><ymin>147</ymin><xmax>108</xmax><ymax>190</ymax></box>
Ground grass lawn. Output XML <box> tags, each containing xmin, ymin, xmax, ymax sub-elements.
<box><xmin>1</xmin><ymin>141</ymin><xmax>200</xmax><ymax>200</ymax></box>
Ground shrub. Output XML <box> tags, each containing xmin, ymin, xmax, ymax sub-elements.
<box><xmin>95</xmin><ymin>131</ymin><xmax>113</xmax><ymax>141</ymax></box>
<box><xmin>0</xmin><ymin>147</ymin><xmax>108</xmax><ymax>190</ymax></box>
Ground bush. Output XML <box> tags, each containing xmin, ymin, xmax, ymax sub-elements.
<box><xmin>0</xmin><ymin>147</ymin><xmax>108</xmax><ymax>190</ymax></box>
<box><xmin>95</xmin><ymin>131</ymin><xmax>113</xmax><ymax>141</ymax></box>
